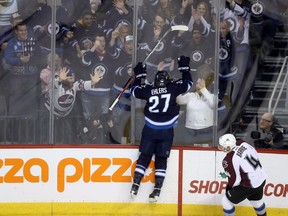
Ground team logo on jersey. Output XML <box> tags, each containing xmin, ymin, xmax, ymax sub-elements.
<box><xmin>154</xmin><ymin>41</ymin><xmax>165</xmax><ymax>54</ymax></box>
<box><xmin>190</xmin><ymin>50</ymin><xmax>204</xmax><ymax>63</ymax></box>
<box><xmin>227</xmin><ymin>18</ymin><xmax>236</xmax><ymax>33</ymax></box>
<box><xmin>45</xmin><ymin>21</ymin><xmax>61</xmax><ymax>37</ymax></box>
<box><xmin>251</xmin><ymin>1</ymin><xmax>264</xmax><ymax>17</ymax></box>
<box><xmin>58</xmin><ymin>94</ymin><xmax>74</xmax><ymax>108</ymax></box>
<box><xmin>0</xmin><ymin>0</ymin><xmax>14</xmax><ymax>7</ymax></box>
<box><xmin>219</xmin><ymin>171</ymin><xmax>230</xmax><ymax>179</ymax></box>
<box><xmin>80</xmin><ymin>37</ymin><xmax>93</xmax><ymax>50</ymax></box>
<box><xmin>92</xmin><ymin>64</ymin><xmax>107</xmax><ymax>78</ymax></box>
<box><xmin>219</xmin><ymin>47</ymin><xmax>229</xmax><ymax>62</ymax></box>
<box><xmin>222</xmin><ymin>160</ymin><xmax>229</xmax><ymax>169</ymax></box>
<box><xmin>125</xmin><ymin>62</ymin><xmax>133</xmax><ymax>76</ymax></box>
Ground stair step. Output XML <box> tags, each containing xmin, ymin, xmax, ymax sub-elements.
<box><xmin>254</xmin><ymin>80</ymin><xmax>286</xmax><ymax>87</ymax></box>
<box><xmin>263</xmin><ymin>56</ymin><xmax>285</xmax><ymax>63</ymax></box>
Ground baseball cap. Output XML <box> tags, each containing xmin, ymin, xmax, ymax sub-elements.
<box><xmin>125</xmin><ymin>35</ymin><xmax>133</xmax><ymax>43</ymax></box>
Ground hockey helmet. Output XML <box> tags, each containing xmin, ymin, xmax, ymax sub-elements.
<box><xmin>218</xmin><ymin>133</ymin><xmax>236</xmax><ymax>152</ymax></box>
<box><xmin>154</xmin><ymin>71</ymin><xmax>170</xmax><ymax>87</ymax></box>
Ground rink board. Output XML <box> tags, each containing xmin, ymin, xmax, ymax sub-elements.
<box><xmin>0</xmin><ymin>146</ymin><xmax>287</xmax><ymax>216</ymax></box>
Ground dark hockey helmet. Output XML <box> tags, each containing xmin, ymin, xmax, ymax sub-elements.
<box><xmin>154</xmin><ymin>71</ymin><xmax>170</xmax><ymax>87</ymax></box>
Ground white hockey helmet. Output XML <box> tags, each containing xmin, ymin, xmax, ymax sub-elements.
<box><xmin>218</xmin><ymin>134</ymin><xmax>236</xmax><ymax>152</ymax></box>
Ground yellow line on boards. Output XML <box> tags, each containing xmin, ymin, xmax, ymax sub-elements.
<box><xmin>0</xmin><ymin>203</ymin><xmax>287</xmax><ymax>216</ymax></box>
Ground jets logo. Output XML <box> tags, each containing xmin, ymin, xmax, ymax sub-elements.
<box><xmin>0</xmin><ymin>0</ymin><xmax>14</xmax><ymax>7</ymax></box>
<box><xmin>190</xmin><ymin>50</ymin><xmax>203</xmax><ymax>63</ymax></box>
<box><xmin>58</xmin><ymin>94</ymin><xmax>74</xmax><ymax>108</ymax></box>
<box><xmin>251</xmin><ymin>1</ymin><xmax>264</xmax><ymax>17</ymax></box>
<box><xmin>154</xmin><ymin>41</ymin><xmax>165</xmax><ymax>54</ymax></box>
<box><xmin>219</xmin><ymin>47</ymin><xmax>229</xmax><ymax>62</ymax></box>
<box><xmin>80</xmin><ymin>37</ymin><xmax>93</xmax><ymax>50</ymax></box>
<box><xmin>92</xmin><ymin>64</ymin><xmax>107</xmax><ymax>78</ymax></box>
<box><xmin>227</xmin><ymin>18</ymin><xmax>236</xmax><ymax>32</ymax></box>
<box><xmin>46</xmin><ymin>21</ymin><xmax>61</xmax><ymax>37</ymax></box>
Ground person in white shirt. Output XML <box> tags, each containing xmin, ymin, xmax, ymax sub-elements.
<box><xmin>218</xmin><ymin>133</ymin><xmax>267</xmax><ymax>216</ymax></box>
<box><xmin>176</xmin><ymin>77</ymin><xmax>214</xmax><ymax>145</ymax></box>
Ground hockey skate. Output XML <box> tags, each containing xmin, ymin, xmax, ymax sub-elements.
<box><xmin>130</xmin><ymin>173</ymin><xmax>143</xmax><ymax>199</ymax></box>
<box><xmin>130</xmin><ymin>183</ymin><xmax>140</xmax><ymax>199</ymax></box>
<box><xmin>149</xmin><ymin>188</ymin><xmax>161</xmax><ymax>203</ymax></box>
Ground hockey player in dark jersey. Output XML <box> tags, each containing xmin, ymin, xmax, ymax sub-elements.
<box><xmin>218</xmin><ymin>134</ymin><xmax>267</xmax><ymax>216</ymax></box>
<box><xmin>129</xmin><ymin>55</ymin><xmax>193</xmax><ymax>202</ymax></box>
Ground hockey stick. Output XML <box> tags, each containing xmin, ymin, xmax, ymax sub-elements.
<box><xmin>109</xmin><ymin>25</ymin><xmax>188</xmax><ymax>111</ymax></box>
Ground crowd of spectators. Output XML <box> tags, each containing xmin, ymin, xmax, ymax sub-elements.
<box><xmin>0</xmin><ymin>0</ymin><xmax>287</xmax><ymax>146</ymax></box>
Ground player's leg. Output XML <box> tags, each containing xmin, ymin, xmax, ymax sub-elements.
<box><xmin>130</xmin><ymin>152</ymin><xmax>153</xmax><ymax>198</ymax></box>
<box><xmin>222</xmin><ymin>194</ymin><xmax>235</xmax><ymax>216</ymax></box>
<box><xmin>223</xmin><ymin>185</ymin><xmax>250</xmax><ymax>216</ymax></box>
<box><xmin>149</xmin><ymin>127</ymin><xmax>173</xmax><ymax>202</ymax></box>
<box><xmin>248</xmin><ymin>181</ymin><xmax>267</xmax><ymax>216</ymax></box>
<box><xmin>131</xmin><ymin>125</ymin><xmax>156</xmax><ymax>198</ymax></box>
<box><xmin>249</xmin><ymin>200</ymin><xmax>266</xmax><ymax>216</ymax></box>
<box><xmin>149</xmin><ymin>155</ymin><xmax>167</xmax><ymax>203</ymax></box>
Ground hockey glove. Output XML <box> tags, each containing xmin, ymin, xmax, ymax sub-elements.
<box><xmin>177</xmin><ymin>55</ymin><xmax>190</xmax><ymax>73</ymax></box>
<box><xmin>133</xmin><ymin>62</ymin><xmax>147</xmax><ymax>79</ymax></box>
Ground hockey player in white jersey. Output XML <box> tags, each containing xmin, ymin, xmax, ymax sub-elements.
<box><xmin>218</xmin><ymin>133</ymin><xmax>267</xmax><ymax>216</ymax></box>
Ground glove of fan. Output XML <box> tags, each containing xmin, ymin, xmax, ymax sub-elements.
<box><xmin>133</xmin><ymin>62</ymin><xmax>147</xmax><ymax>79</ymax></box>
<box><xmin>177</xmin><ymin>55</ymin><xmax>190</xmax><ymax>73</ymax></box>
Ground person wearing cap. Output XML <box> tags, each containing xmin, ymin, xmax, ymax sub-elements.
<box><xmin>89</xmin><ymin>0</ymin><xmax>105</xmax><ymax>22</ymax></box>
<box><xmin>109</xmin><ymin>34</ymin><xmax>134</xmax><ymax>144</ymax></box>
<box><xmin>218</xmin><ymin>133</ymin><xmax>267</xmax><ymax>216</ymax></box>
<box><xmin>109</xmin><ymin>22</ymin><xmax>131</xmax><ymax>51</ymax></box>
<box><xmin>77</xmin><ymin>32</ymin><xmax>118</xmax><ymax>144</ymax></box>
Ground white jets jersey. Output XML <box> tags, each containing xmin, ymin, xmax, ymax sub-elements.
<box><xmin>45</xmin><ymin>78</ymin><xmax>94</xmax><ymax>117</ymax></box>
<box><xmin>0</xmin><ymin>0</ymin><xmax>18</xmax><ymax>26</ymax></box>
<box><xmin>222</xmin><ymin>141</ymin><xmax>267</xmax><ymax>188</ymax></box>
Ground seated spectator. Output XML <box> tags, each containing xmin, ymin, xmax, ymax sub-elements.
<box><xmin>176</xmin><ymin>77</ymin><xmax>215</xmax><ymax>145</ymax></box>
<box><xmin>252</xmin><ymin>112</ymin><xmax>284</xmax><ymax>149</ymax></box>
